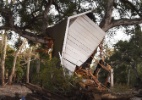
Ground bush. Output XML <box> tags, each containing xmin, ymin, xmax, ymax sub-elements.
<box><xmin>111</xmin><ymin>83</ymin><xmax>131</xmax><ymax>93</ymax></box>
<box><xmin>31</xmin><ymin>57</ymin><xmax>80</xmax><ymax>95</ymax></box>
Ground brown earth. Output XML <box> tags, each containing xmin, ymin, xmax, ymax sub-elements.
<box><xmin>0</xmin><ymin>84</ymin><xmax>142</xmax><ymax>100</ymax></box>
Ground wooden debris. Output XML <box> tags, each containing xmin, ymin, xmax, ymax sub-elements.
<box><xmin>24</xmin><ymin>83</ymin><xmax>67</xmax><ymax>100</ymax></box>
<box><xmin>75</xmin><ymin>68</ymin><xmax>107</xmax><ymax>92</ymax></box>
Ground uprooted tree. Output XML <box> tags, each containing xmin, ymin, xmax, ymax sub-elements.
<box><xmin>0</xmin><ymin>0</ymin><xmax>142</xmax><ymax>85</ymax></box>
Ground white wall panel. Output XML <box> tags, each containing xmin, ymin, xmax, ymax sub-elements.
<box><xmin>65</xmin><ymin>45</ymin><xmax>87</xmax><ymax>62</ymax></box>
<box><xmin>82</xmin><ymin>15</ymin><xmax>105</xmax><ymax>39</ymax></box>
<box><xmin>69</xmin><ymin>25</ymin><xmax>99</xmax><ymax>49</ymax></box>
<box><xmin>66</xmin><ymin>38</ymin><xmax>90</xmax><ymax>55</ymax></box>
<box><xmin>70</xmin><ymin>20</ymin><xmax>100</xmax><ymax>44</ymax></box>
<box><xmin>61</xmin><ymin>14</ymin><xmax>106</xmax><ymax>72</ymax></box>
<box><xmin>68</xmin><ymin>30</ymin><xmax>96</xmax><ymax>49</ymax></box>
<box><xmin>62</xmin><ymin>59</ymin><xmax>76</xmax><ymax>72</ymax></box>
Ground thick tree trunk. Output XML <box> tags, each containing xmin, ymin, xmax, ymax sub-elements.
<box><xmin>8</xmin><ymin>39</ymin><xmax>26</xmax><ymax>84</ymax></box>
<box><xmin>0</xmin><ymin>33</ymin><xmax>7</xmax><ymax>86</ymax></box>
<box><xmin>26</xmin><ymin>47</ymin><xmax>32</xmax><ymax>83</ymax></box>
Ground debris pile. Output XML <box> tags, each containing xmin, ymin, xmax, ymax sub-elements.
<box><xmin>75</xmin><ymin>67</ymin><xmax>107</xmax><ymax>93</ymax></box>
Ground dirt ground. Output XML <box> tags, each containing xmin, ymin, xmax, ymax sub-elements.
<box><xmin>0</xmin><ymin>84</ymin><xmax>142</xmax><ymax>100</ymax></box>
<box><xmin>0</xmin><ymin>84</ymin><xmax>44</xmax><ymax>100</ymax></box>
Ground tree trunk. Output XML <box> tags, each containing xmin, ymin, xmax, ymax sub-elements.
<box><xmin>36</xmin><ymin>59</ymin><xmax>40</xmax><ymax>74</ymax></box>
<box><xmin>8</xmin><ymin>39</ymin><xmax>26</xmax><ymax>84</ymax></box>
<box><xmin>127</xmin><ymin>69</ymin><xmax>130</xmax><ymax>86</ymax></box>
<box><xmin>0</xmin><ymin>33</ymin><xmax>7</xmax><ymax>86</ymax></box>
<box><xmin>26</xmin><ymin>47</ymin><xmax>32</xmax><ymax>83</ymax></box>
<box><xmin>131</xmin><ymin>62</ymin><xmax>142</xmax><ymax>86</ymax></box>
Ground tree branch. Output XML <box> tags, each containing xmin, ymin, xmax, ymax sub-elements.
<box><xmin>13</xmin><ymin>27</ymin><xmax>49</xmax><ymax>44</ymax></box>
<box><xmin>100</xmin><ymin>0</ymin><xmax>114</xmax><ymax>29</ymax></box>
<box><xmin>0</xmin><ymin>8</ymin><xmax>14</xmax><ymax>28</ymax></box>
<box><xmin>110</xmin><ymin>18</ymin><xmax>142</xmax><ymax>28</ymax></box>
<box><xmin>0</xmin><ymin>25</ymin><xmax>49</xmax><ymax>44</ymax></box>
<box><xmin>41</xmin><ymin>0</ymin><xmax>53</xmax><ymax>34</ymax></box>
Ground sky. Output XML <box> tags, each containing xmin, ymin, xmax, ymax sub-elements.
<box><xmin>105</xmin><ymin>30</ymin><xmax>131</xmax><ymax>48</ymax></box>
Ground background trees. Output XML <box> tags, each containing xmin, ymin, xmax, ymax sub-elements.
<box><xmin>108</xmin><ymin>25</ymin><xmax>142</xmax><ymax>87</ymax></box>
<box><xmin>0</xmin><ymin>0</ymin><xmax>142</xmax><ymax>91</ymax></box>
<box><xmin>0</xmin><ymin>0</ymin><xmax>142</xmax><ymax>43</ymax></box>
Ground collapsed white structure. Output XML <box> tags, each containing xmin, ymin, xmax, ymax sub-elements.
<box><xmin>47</xmin><ymin>10</ymin><xmax>106</xmax><ymax>72</ymax></box>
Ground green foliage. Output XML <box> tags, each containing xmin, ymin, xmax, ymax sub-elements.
<box><xmin>0</xmin><ymin>42</ymin><xmax>25</xmax><ymax>83</ymax></box>
<box><xmin>15</xmin><ymin>61</ymin><xmax>24</xmax><ymax>82</ymax></box>
<box><xmin>31</xmin><ymin>57</ymin><xmax>79</xmax><ymax>95</ymax></box>
<box><xmin>4</xmin><ymin>46</ymin><xmax>14</xmax><ymax>68</ymax></box>
<box><xmin>14</xmin><ymin>38</ymin><xmax>23</xmax><ymax>49</ymax></box>
<box><xmin>111</xmin><ymin>83</ymin><xmax>131</xmax><ymax>93</ymax></box>
<box><xmin>108</xmin><ymin>25</ymin><xmax>142</xmax><ymax>86</ymax></box>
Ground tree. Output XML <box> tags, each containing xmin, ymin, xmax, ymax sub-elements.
<box><xmin>8</xmin><ymin>39</ymin><xmax>26</xmax><ymax>84</ymax></box>
<box><xmin>0</xmin><ymin>0</ymin><xmax>142</xmax><ymax>44</ymax></box>
<box><xmin>26</xmin><ymin>47</ymin><xmax>32</xmax><ymax>83</ymax></box>
<box><xmin>0</xmin><ymin>32</ymin><xmax>7</xmax><ymax>86</ymax></box>
<box><xmin>108</xmin><ymin>25</ymin><xmax>142</xmax><ymax>86</ymax></box>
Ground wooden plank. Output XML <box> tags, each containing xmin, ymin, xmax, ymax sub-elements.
<box><xmin>75</xmin><ymin>17</ymin><xmax>101</xmax><ymax>42</ymax></box>
<box><xmin>67</xmin><ymin>34</ymin><xmax>93</xmax><ymax>52</ymax></box>
<box><xmin>63</xmin><ymin>53</ymin><xmax>83</xmax><ymax>66</ymax></box>
<box><xmin>61</xmin><ymin>14</ymin><xmax>106</xmax><ymax>72</ymax></box>
<box><xmin>70</xmin><ymin>18</ymin><xmax>97</xmax><ymax>40</ymax></box>
<box><xmin>62</xmin><ymin>59</ymin><xmax>76</xmax><ymax>72</ymax></box>
<box><xmin>82</xmin><ymin>15</ymin><xmax>105</xmax><ymax>38</ymax></box>
<box><xmin>68</xmin><ymin>10</ymin><xmax>92</xmax><ymax>20</ymax></box>
<box><xmin>69</xmin><ymin>21</ymin><xmax>98</xmax><ymax>44</ymax></box>
<box><xmin>76</xmin><ymin>16</ymin><xmax>103</xmax><ymax>41</ymax></box>
<box><xmin>65</xmin><ymin>45</ymin><xmax>87</xmax><ymax>62</ymax></box>
<box><xmin>62</xmin><ymin>18</ymin><xmax>70</xmax><ymax>54</ymax></box>
<box><xmin>66</xmin><ymin>38</ymin><xmax>90</xmax><ymax>55</ymax></box>
<box><xmin>76</xmin><ymin>17</ymin><xmax>100</xmax><ymax>42</ymax></box>
<box><xmin>63</xmin><ymin>53</ymin><xmax>78</xmax><ymax>64</ymax></box>
<box><xmin>69</xmin><ymin>26</ymin><xmax>99</xmax><ymax>48</ymax></box>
